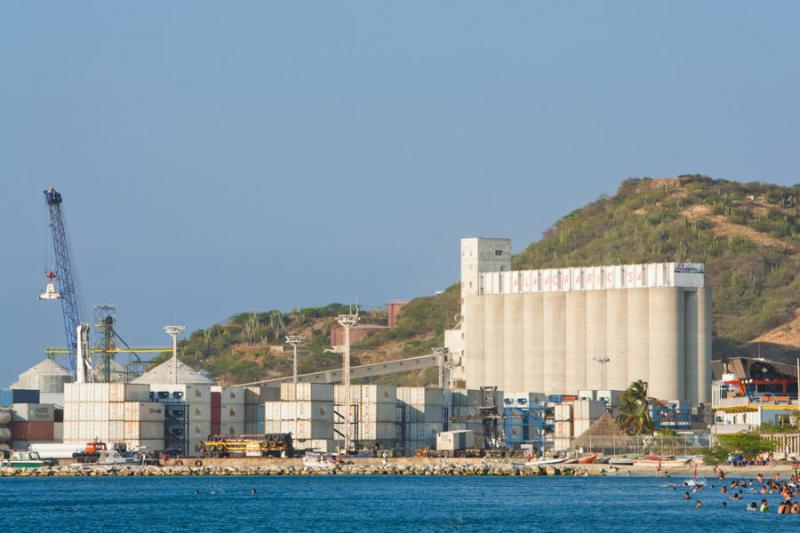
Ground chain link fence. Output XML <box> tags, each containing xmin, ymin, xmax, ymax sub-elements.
<box><xmin>574</xmin><ymin>433</ymin><xmax>713</xmax><ymax>456</ymax></box>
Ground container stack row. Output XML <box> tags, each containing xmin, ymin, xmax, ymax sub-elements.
<box><xmin>63</xmin><ymin>383</ymin><xmax>165</xmax><ymax>451</ymax></box>
<box><xmin>334</xmin><ymin>384</ymin><xmax>397</xmax><ymax>449</ymax></box>
<box><xmin>149</xmin><ymin>384</ymin><xmax>211</xmax><ymax>456</ymax></box>
<box><xmin>396</xmin><ymin>386</ymin><xmax>445</xmax><ymax>453</ymax></box>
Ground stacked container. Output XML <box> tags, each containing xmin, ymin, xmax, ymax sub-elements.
<box><xmin>571</xmin><ymin>399</ymin><xmax>606</xmax><ymax>438</ymax></box>
<box><xmin>218</xmin><ymin>386</ymin><xmax>245</xmax><ymax>436</ymax></box>
<box><xmin>63</xmin><ymin>383</ymin><xmax>164</xmax><ymax>450</ymax></box>
<box><xmin>553</xmin><ymin>403</ymin><xmax>573</xmax><ymax>451</ymax></box>
<box><xmin>244</xmin><ymin>385</ymin><xmax>278</xmax><ymax>434</ymax></box>
<box><xmin>11</xmin><ymin>403</ymin><xmax>55</xmax><ymax>445</ymax></box>
<box><xmin>397</xmin><ymin>387</ymin><xmax>445</xmax><ymax>452</ymax></box>
<box><xmin>149</xmin><ymin>384</ymin><xmax>211</xmax><ymax>456</ymax></box>
<box><xmin>210</xmin><ymin>390</ymin><xmax>221</xmax><ymax>436</ymax></box>
<box><xmin>277</xmin><ymin>383</ymin><xmax>334</xmax><ymax>448</ymax></box>
<box><xmin>333</xmin><ymin>385</ymin><xmax>397</xmax><ymax>447</ymax></box>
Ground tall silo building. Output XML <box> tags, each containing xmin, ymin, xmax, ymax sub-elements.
<box><xmin>448</xmin><ymin>237</ymin><xmax>712</xmax><ymax>404</ymax></box>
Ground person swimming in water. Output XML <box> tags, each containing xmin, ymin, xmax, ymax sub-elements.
<box><xmin>747</xmin><ymin>502</ymin><xmax>758</xmax><ymax>512</ymax></box>
<box><xmin>760</xmin><ymin>499</ymin><xmax>770</xmax><ymax>513</ymax></box>
<box><xmin>695</xmin><ymin>500</ymin><xmax>702</xmax><ymax>509</ymax></box>
<box><xmin>683</xmin><ymin>492</ymin><xmax>691</xmax><ymax>500</ymax></box>
<box><xmin>250</xmin><ymin>489</ymin><xmax>257</xmax><ymax>495</ymax></box>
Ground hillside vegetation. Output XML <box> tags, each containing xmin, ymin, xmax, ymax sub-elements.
<box><xmin>513</xmin><ymin>176</ymin><xmax>800</xmax><ymax>356</ymax></box>
<box><xmin>161</xmin><ymin>176</ymin><xmax>800</xmax><ymax>384</ymax></box>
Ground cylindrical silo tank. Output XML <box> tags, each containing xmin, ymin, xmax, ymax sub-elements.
<box><xmin>683</xmin><ymin>290</ymin><xmax>699</xmax><ymax>406</ymax></box>
<box><xmin>648</xmin><ymin>287</ymin><xmax>684</xmax><ymax>402</ymax></box>
<box><xmin>542</xmin><ymin>292</ymin><xmax>566</xmax><ymax>395</ymax></box>
<box><xmin>697</xmin><ymin>287</ymin><xmax>712</xmax><ymax>404</ymax></box>
<box><xmin>626</xmin><ymin>288</ymin><xmax>650</xmax><ymax>385</ymax></box>
<box><xmin>464</xmin><ymin>296</ymin><xmax>485</xmax><ymax>389</ymax></box>
<box><xmin>10</xmin><ymin>359</ymin><xmax>72</xmax><ymax>394</ymax></box>
<box><xmin>565</xmin><ymin>291</ymin><xmax>587</xmax><ymax>394</ymax></box>
<box><xmin>605</xmin><ymin>289</ymin><xmax>628</xmax><ymax>391</ymax></box>
<box><xmin>522</xmin><ymin>293</ymin><xmax>544</xmax><ymax>394</ymax></box>
<box><xmin>483</xmin><ymin>295</ymin><xmax>505</xmax><ymax>388</ymax></box>
<box><xmin>0</xmin><ymin>410</ymin><xmax>11</xmax><ymax>425</ymax></box>
<box><xmin>503</xmin><ymin>294</ymin><xmax>524</xmax><ymax>393</ymax></box>
<box><xmin>0</xmin><ymin>427</ymin><xmax>12</xmax><ymax>442</ymax></box>
<box><xmin>585</xmin><ymin>290</ymin><xmax>607</xmax><ymax>390</ymax></box>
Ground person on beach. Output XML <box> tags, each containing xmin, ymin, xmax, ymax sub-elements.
<box><xmin>760</xmin><ymin>499</ymin><xmax>770</xmax><ymax>513</ymax></box>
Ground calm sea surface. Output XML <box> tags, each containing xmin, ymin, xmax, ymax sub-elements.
<box><xmin>0</xmin><ymin>474</ymin><xmax>796</xmax><ymax>532</ymax></box>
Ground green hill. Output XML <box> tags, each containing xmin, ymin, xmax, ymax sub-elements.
<box><xmin>161</xmin><ymin>175</ymin><xmax>800</xmax><ymax>384</ymax></box>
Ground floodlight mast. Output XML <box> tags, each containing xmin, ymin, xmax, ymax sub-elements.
<box><xmin>336</xmin><ymin>306</ymin><xmax>360</xmax><ymax>453</ymax></box>
<box><xmin>285</xmin><ymin>335</ymin><xmax>306</xmax><ymax>384</ymax></box>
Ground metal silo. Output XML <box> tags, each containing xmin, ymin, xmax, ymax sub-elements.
<box><xmin>697</xmin><ymin>287</ymin><xmax>713</xmax><ymax>404</ymax></box>
<box><xmin>683</xmin><ymin>290</ymin><xmax>699</xmax><ymax>406</ymax></box>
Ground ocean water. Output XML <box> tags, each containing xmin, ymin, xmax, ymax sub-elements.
<box><xmin>0</xmin><ymin>474</ymin><xmax>795</xmax><ymax>532</ymax></box>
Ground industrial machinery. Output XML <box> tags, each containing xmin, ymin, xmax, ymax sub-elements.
<box><xmin>40</xmin><ymin>188</ymin><xmax>86</xmax><ymax>375</ymax></box>
<box><xmin>72</xmin><ymin>440</ymin><xmax>108</xmax><ymax>463</ymax></box>
<box><xmin>200</xmin><ymin>434</ymin><xmax>293</xmax><ymax>458</ymax></box>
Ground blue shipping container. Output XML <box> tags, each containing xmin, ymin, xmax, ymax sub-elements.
<box><xmin>0</xmin><ymin>389</ymin><xmax>12</xmax><ymax>407</ymax></box>
<box><xmin>11</xmin><ymin>389</ymin><xmax>40</xmax><ymax>404</ymax></box>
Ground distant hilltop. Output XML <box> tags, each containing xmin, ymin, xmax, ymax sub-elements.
<box><xmin>168</xmin><ymin>175</ymin><xmax>800</xmax><ymax>384</ymax></box>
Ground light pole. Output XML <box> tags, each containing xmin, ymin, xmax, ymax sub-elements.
<box><xmin>593</xmin><ymin>356</ymin><xmax>610</xmax><ymax>391</ymax></box>
<box><xmin>336</xmin><ymin>307</ymin><xmax>359</xmax><ymax>453</ymax></box>
<box><xmin>285</xmin><ymin>335</ymin><xmax>306</xmax><ymax>384</ymax></box>
<box><xmin>433</xmin><ymin>347</ymin><xmax>450</xmax><ymax>389</ymax></box>
<box><xmin>163</xmin><ymin>325</ymin><xmax>186</xmax><ymax>385</ymax></box>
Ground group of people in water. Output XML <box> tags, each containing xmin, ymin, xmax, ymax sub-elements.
<box><xmin>674</xmin><ymin>468</ymin><xmax>800</xmax><ymax>515</ymax></box>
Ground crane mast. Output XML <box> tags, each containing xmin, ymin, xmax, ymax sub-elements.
<box><xmin>42</xmin><ymin>188</ymin><xmax>84</xmax><ymax>372</ymax></box>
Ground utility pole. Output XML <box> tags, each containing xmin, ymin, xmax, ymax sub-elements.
<box><xmin>285</xmin><ymin>335</ymin><xmax>306</xmax><ymax>384</ymax></box>
<box><xmin>163</xmin><ymin>325</ymin><xmax>186</xmax><ymax>385</ymax></box>
<box><xmin>336</xmin><ymin>307</ymin><xmax>359</xmax><ymax>453</ymax></box>
<box><xmin>434</xmin><ymin>347</ymin><xmax>449</xmax><ymax>389</ymax></box>
<box><xmin>593</xmin><ymin>356</ymin><xmax>610</xmax><ymax>391</ymax></box>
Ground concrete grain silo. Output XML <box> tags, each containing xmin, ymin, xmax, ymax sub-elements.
<box><xmin>450</xmin><ymin>237</ymin><xmax>712</xmax><ymax>404</ymax></box>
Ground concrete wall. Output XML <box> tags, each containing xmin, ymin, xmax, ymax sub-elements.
<box><xmin>464</xmin><ymin>286</ymin><xmax>711</xmax><ymax>403</ymax></box>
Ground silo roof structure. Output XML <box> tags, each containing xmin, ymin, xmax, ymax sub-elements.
<box><xmin>11</xmin><ymin>359</ymin><xmax>72</xmax><ymax>392</ymax></box>
<box><xmin>131</xmin><ymin>356</ymin><xmax>215</xmax><ymax>385</ymax></box>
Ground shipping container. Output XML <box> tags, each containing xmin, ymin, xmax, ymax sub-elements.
<box><xmin>0</xmin><ymin>389</ymin><xmax>13</xmax><ymax>407</ymax></box>
<box><xmin>220</xmin><ymin>405</ymin><xmax>245</xmax><ymax>423</ymax></box>
<box><xmin>571</xmin><ymin>399</ymin><xmax>607</xmax><ymax>421</ymax></box>
<box><xmin>436</xmin><ymin>430</ymin><xmax>474</xmax><ymax>451</ymax></box>
<box><xmin>264</xmin><ymin>401</ymin><xmax>282</xmax><ymax>422</ymax></box>
<box><xmin>281</xmin><ymin>420</ymin><xmax>333</xmax><ymax>440</ymax></box>
<box><xmin>220</xmin><ymin>422</ymin><xmax>245</xmax><ymax>436</ymax></box>
<box><xmin>10</xmin><ymin>389</ymin><xmax>40</xmax><ymax>404</ymax></box>
<box><xmin>360</xmin><ymin>385</ymin><xmax>396</xmax><ymax>405</ymax></box>
<box><xmin>124</xmin><ymin>421</ymin><xmax>164</xmax><ymax>440</ymax></box>
<box><xmin>149</xmin><ymin>384</ymin><xmax>211</xmax><ymax>405</ymax></box>
<box><xmin>123</xmin><ymin>402</ymin><xmax>166</xmax><ymax>422</ymax></box>
<box><xmin>12</xmin><ymin>403</ymin><xmax>55</xmax><ymax>422</ymax></box>
<box><xmin>280</xmin><ymin>383</ymin><xmax>334</xmax><ymax>402</ymax></box>
<box><xmin>39</xmin><ymin>392</ymin><xmax>64</xmax><ymax>407</ymax></box>
<box><xmin>11</xmin><ymin>421</ymin><xmax>54</xmax><ymax>441</ymax></box>
<box><xmin>294</xmin><ymin>401</ymin><xmax>333</xmax><ymax>422</ymax></box>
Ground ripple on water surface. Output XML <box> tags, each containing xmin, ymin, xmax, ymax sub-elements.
<box><xmin>0</xmin><ymin>475</ymin><xmax>794</xmax><ymax>532</ymax></box>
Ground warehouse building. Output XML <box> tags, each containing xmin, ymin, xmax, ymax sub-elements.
<box><xmin>448</xmin><ymin>238</ymin><xmax>712</xmax><ymax>404</ymax></box>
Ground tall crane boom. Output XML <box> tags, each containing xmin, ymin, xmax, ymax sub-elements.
<box><xmin>43</xmin><ymin>188</ymin><xmax>83</xmax><ymax>371</ymax></box>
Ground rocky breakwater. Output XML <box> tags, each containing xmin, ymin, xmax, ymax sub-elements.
<box><xmin>0</xmin><ymin>461</ymin><xmax>609</xmax><ymax>478</ymax></box>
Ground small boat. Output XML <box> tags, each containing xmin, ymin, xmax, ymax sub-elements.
<box><xmin>1</xmin><ymin>451</ymin><xmax>50</xmax><ymax>468</ymax></box>
<box><xmin>96</xmin><ymin>450</ymin><xmax>132</xmax><ymax>465</ymax></box>
<box><xmin>302</xmin><ymin>452</ymin><xmax>339</xmax><ymax>470</ymax></box>
<box><xmin>527</xmin><ymin>457</ymin><xmax>568</xmax><ymax>467</ymax></box>
<box><xmin>577</xmin><ymin>453</ymin><xmax>597</xmax><ymax>464</ymax></box>
<box><xmin>608</xmin><ymin>455</ymin><xmax>636</xmax><ymax>466</ymax></box>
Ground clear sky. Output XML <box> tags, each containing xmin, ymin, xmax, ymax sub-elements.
<box><xmin>1</xmin><ymin>1</ymin><xmax>799</xmax><ymax>386</ymax></box>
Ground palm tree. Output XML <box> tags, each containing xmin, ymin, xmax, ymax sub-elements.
<box><xmin>616</xmin><ymin>380</ymin><xmax>654</xmax><ymax>435</ymax></box>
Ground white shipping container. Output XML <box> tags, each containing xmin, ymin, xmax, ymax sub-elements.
<box><xmin>333</xmin><ymin>385</ymin><xmax>363</xmax><ymax>405</ymax></box>
<box><xmin>12</xmin><ymin>403</ymin><xmax>55</xmax><ymax>422</ymax></box>
<box><xmin>264</xmin><ymin>401</ymin><xmax>282</xmax><ymax>422</ymax></box>
<box><xmin>572</xmin><ymin>399</ymin><xmax>607</xmax><ymax>421</ymax></box>
<box><xmin>360</xmin><ymin>385</ymin><xmax>396</xmax><ymax>405</ymax></box>
<box><xmin>359</xmin><ymin>403</ymin><xmax>397</xmax><ymax>423</ymax></box>
<box><xmin>297</xmin><ymin>439</ymin><xmax>340</xmax><ymax>453</ymax></box>
<box><xmin>554</xmin><ymin>404</ymin><xmax>573</xmax><ymax>422</ymax></box>
<box><xmin>213</xmin><ymin>386</ymin><xmax>245</xmax><ymax>405</ymax></box>
<box><xmin>436</xmin><ymin>430</ymin><xmax>474</xmax><ymax>451</ymax></box>
<box><xmin>282</xmin><ymin>420</ymin><xmax>333</xmax><ymax>440</ymax></box>
<box><xmin>124</xmin><ymin>402</ymin><xmax>166</xmax><ymax>422</ymax></box>
<box><xmin>220</xmin><ymin>422</ymin><xmax>245</xmax><ymax>436</ymax></box>
<box><xmin>124</xmin><ymin>421</ymin><xmax>165</xmax><ymax>440</ymax></box>
<box><xmin>264</xmin><ymin>420</ymin><xmax>282</xmax><ymax>434</ymax></box>
<box><xmin>188</xmin><ymin>403</ymin><xmax>212</xmax><ymax>422</ymax></box>
<box><xmin>294</xmin><ymin>401</ymin><xmax>333</xmax><ymax>422</ymax></box>
<box><xmin>150</xmin><ymin>384</ymin><xmax>211</xmax><ymax>405</ymax></box>
<box><xmin>53</xmin><ymin>422</ymin><xmax>63</xmax><ymax>442</ymax></box>
<box><xmin>109</xmin><ymin>383</ymin><xmax>150</xmax><ymax>403</ymax></box>
<box><xmin>189</xmin><ymin>421</ymin><xmax>212</xmax><ymax>440</ymax></box>
<box><xmin>280</xmin><ymin>402</ymin><xmax>296</xmax><ymax>420</ymax></box>
<box><xmin>573</xmin><ymin>419</ymin><xmax>592</xmax><ymax>437</ymax></box>
<box><xmin>577</xmin><ymin>390</ymin><xmax>596</xmax><ymax>401</ymax></box>
<box><xmin>220</xmin><ymin>405</ymin><xmax>245</xmax><ymax>423</ymax></box>
<box><xmin>108</xmin><ymin>402</ymin><xmax>125</xmax><ymax>421</ymax></box>
<box><xmin>124</xmin><ymin>438</ymin><xmax>164</xmax><ymax>451</ymax></box>
<box><xmin>553</xmin><ymin>437</ymin><xmax>572</xmax><ymax>451</ymax></box>
<box><xmin>281</xmin><ymin>383</ymin><xmax>334</xmax><ymax>402</ymax></box>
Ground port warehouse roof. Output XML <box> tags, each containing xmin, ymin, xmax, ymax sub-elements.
<box><xmin>480</xmin><ymin>262</ymin><xmax>704</xmax><ymax>295</ymax></box>
<box><xmin>131</xmin><ymin>357</ymin><xmax>215</xmax><ymax>385</ymax></box>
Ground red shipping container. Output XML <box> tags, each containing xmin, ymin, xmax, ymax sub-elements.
<box><xmin>211</xmin><ymin>392</ymin><xmax>221</xmax><ymax>408</ymax></box>
<box><xmin>211</xmin><ymin>421</ymin><xmax>221</xmax><ymax>436</ymax></box>
<box><xmin>11</xmin><ymin>421</ymin><xmax>54</xmax><ymax>441</ymax></box>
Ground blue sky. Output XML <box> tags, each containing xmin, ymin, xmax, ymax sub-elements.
<box><xmin>1</xmin><ymin>1</ymin><xmax>799</xmax><ymax>386</ymax></box>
